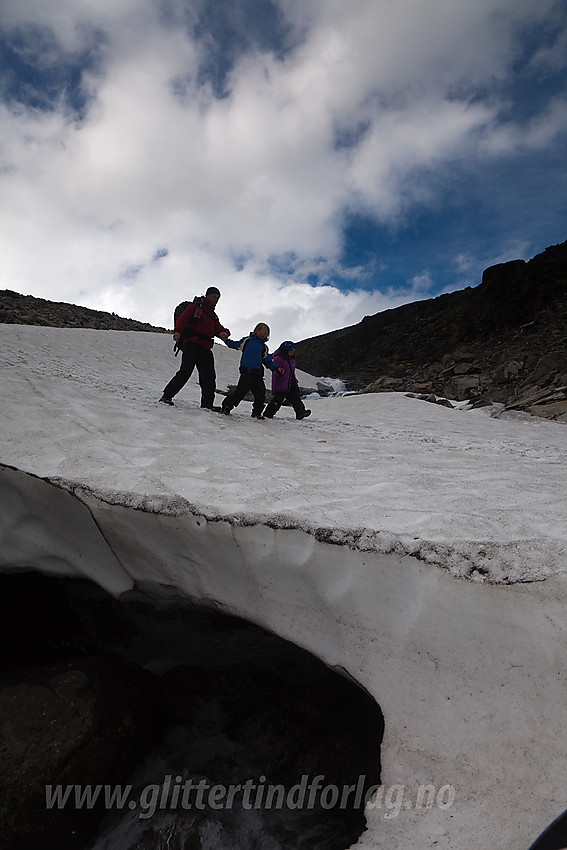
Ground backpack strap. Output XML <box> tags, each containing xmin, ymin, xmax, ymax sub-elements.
<box><xmin>240</xmin><ymin>338</ymin><xmax>268</xmax><ymax>358</ymax></box>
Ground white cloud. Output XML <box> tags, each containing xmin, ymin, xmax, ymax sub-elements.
<box><xmin>0</xmin><ymin>0</ymin><xmax>155</xmax><ymax>53</ymax></box>
<box><xmin>480</xmin><ymin>96</ymin><xmax>567</xmax><ymax>154</ymax></box>
<box><xmin>0</xmin><ymin>0</ymin><xmax>565</xmax><ymax>341</ymax></box>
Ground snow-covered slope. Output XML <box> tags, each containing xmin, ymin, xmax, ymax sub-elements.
<box><xmin>2</xmin><ymin>324</ymin><xmax>565</xmax><ymax>583</ymax></box>
<box><xmin>1</xmin><ymin>323</ymin><xmax>566</xmax><ymax>849</ymax></box>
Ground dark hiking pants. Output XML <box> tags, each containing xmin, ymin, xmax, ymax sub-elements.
<box><xmin>264</xmin><ymin>384</ymin><xmax>307</xmax><ymax>419</ymax></box>
<box><xmin>163</xmin><ymin>341</ymin><xmax>216</xmax><ymax>408</ymax></box>
<box><xmin>223</xmin><ymin>368</ymin><xmax>266</xmax><ymax>415</ymax></box>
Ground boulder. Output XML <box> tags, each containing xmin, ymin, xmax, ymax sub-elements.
<box><xmin>405</xmin><ymin>381</ymin><xmax>435</xmax><ymax>394</ymax></box>
<box><xmin>446</xmin><ymin>374</ymin><xmax>481</xmax><ymax>398</ymax></box>
<box><xmin>521</xmin><ymin>356</ymin><xmax>566</xmax><ymax>389</ymax></box>
<box><xmin>406</xmin><ymin>393</ymin><xmax>454</xmax><ymax>409</ymax></box>
<box><xmin>529</xmin><ymin>400</ymin><xmax>567</xmax><ymax>421</ymax></box>
<box><xmin>493</xmin><ymin>360</ymin><xmax>524</xmax><ymax>384</ymax></box>
<box><xmin>453</xmin><ymin>362</ymin><xmax>477</xmax><ymax>375</ymax></box>
<box><xmin>504</xmin><ymin>385</ymin><xmax>567</xmax><ymax>421</ymax></box>
<box><xmin>316</xmin><ymin>381</ymin><xmax>334</xmax><ymax>395</ymax></box>
<box><xmin>362</xmin><ymin>376</ymin><xmax>402</xmax><ymax>393</ymax></box>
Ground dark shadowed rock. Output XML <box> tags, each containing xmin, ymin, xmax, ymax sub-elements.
<box><xmin>0</xmin><ymin>653</ymin><xmax>163</xmax><ymax>850</ymax></box>
<box><xmin>0</xmin><ymin>572</ymin><xmax>136</xmax><ymax>672</ymax></box>
<box><xmin>406</xmin><ymin>393</ymin><xmax>454</xmax><ymax>409</ymax></box>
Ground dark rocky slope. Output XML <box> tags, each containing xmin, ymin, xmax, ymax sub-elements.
<box><xmin>0</xmin><ymin>290</ymin><xmax>168</xmax><ymax>332</ymax></box>
<box><xmin>295</xmin><ymin>240</ymin><xmax>567</xmax><ymax>421</ymax></box>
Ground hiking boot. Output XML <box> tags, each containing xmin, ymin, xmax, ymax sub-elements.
<box><xmin>159</xmin><ymin>395</ymin><xmax>174</xmax><ymax>406</ymax></box>
<box><xmin>202</xmin><ymin>405</ymin><xmax>222</xmax><ymax>412</ymax></box>
<box><xmin>297</xmin><ymin>409</ymin><xmax>311</xmax><ymax>420</ymax></box>
<box><xmin>251</xmin><ymin>412</ymin><xmax>265</xmax><ymax>419</ymax></box>
<box><xmin>221</xmin><ymin>406</ymin><xmax>231</xmax><ymax>415</ymax></box>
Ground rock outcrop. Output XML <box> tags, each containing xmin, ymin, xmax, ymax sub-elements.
<box><xmin>296</xmin><ymin>240</ymin><xmax>567</xmax><ymax>420</ymax></box>
<box><xmin>0</xmin><ymin>290</ymin><xmax>168</xmax><ymax>333</ymax></box>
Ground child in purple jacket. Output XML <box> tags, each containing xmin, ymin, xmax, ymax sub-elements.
<box><xmin>264</xmin><ymin>341</ymin><xmax>311</xmax><ymax>420</ymax></box>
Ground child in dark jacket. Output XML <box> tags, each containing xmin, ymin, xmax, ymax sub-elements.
<box><xmin>221</xmin><ymin>323</ymin><xmax>283</xmax><ymax>418</ymax></box>
<box><xmin>264</xmin><ymin>341</ymin><xmax>311</xmax><ymax>420</ymax></box>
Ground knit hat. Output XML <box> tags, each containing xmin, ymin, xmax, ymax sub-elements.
<box><xmin>205</xmin><ymin>286</ymin><xmax>221</xmax><ymax>296</ymax></box>
<box><xmin>280</xmin><ymin>340</ymin><xmax>296</xmax><ymax>350</ymax></box>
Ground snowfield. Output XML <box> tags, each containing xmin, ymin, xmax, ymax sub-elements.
<box><xmin>1</xmin><ymin>323</ymin><xmax>566</xmax><ymax>850</ymax></box>
<box><xmin>2</xmin><ymin>324</ymin><xmax>565</xmax><ymax>583</ymax></box>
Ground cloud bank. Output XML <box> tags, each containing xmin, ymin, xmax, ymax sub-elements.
<box><xmin>0</xmin><ymin>0</ymin><xmax>566</xmax><ymax>342</ymax></box>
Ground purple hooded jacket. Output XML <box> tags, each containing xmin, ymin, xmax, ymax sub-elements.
<box><xmin>271</xmin><ymin>348</ymin><xmax>298</xmax><ymax>394</ymax></box>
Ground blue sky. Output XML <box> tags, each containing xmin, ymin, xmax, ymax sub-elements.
<box><xmin>1</xmin><ymin>0</ymin><xmax>566</xmax><ymax>343</ymax></box>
